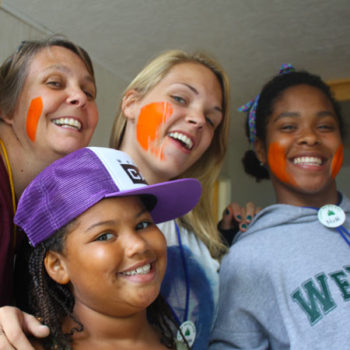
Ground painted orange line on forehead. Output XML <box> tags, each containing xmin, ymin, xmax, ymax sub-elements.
<box><xmin>268</xmin><ymin>142</ymin><xmax>296</xmax><ymax>186</ymax></box>
<box><xmin>136</xmin><ymin>102</ymin><xmax>173</xmax><ymax>160</ymax></box>
<box><xmin>331</xmin><ymin>144</ymin><xmax>343</xmax><ymax>179</ymax></box>
<box><xmin>26</xmin><ymin>97</ymin><xmax>43</xmax><ymax>142</ymax></box>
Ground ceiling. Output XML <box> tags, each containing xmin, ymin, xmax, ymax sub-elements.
<box><xmin>1</xmin><ymin>0</ymin><xmax>350</xmax><ymax>205</ymax></box>
<box><xmin>3</xmin><ymin>0</ymin><xmax>350</xmax><ymax>104</ymax></box>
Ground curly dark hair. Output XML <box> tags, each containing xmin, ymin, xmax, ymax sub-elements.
<box><xmin>17</xmin><ymin>222</ymin><xmax>190</xmax><ymax>349</ymax></box>
<box><xmin>242</xmin><ymin>69</ymin><xmax>344</xmax><ymax>182</ymax></box>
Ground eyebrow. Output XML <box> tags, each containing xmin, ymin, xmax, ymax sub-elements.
<box><xmin>273</xmin><ymin>110</ymin><xmax>336</xmax><ymax>122</ymax></box>
<box><xmin>42</xmin><ymin>64</ymin><xmax>94</xmax><ymax>84</ymax></box>
<box><xmin>180</xmin><ymin>83</ymin><xmax>223</xmax><ymax>113</ymax></box>
<box><xmin>85</xmin><ymin>208</ymin><xmax>149</xmax><ymax>232</ymax></box>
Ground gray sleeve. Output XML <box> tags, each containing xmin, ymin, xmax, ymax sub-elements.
<box><xmin>209</xmin><ymin>245</ymin><xmax>284</xmax><ymax>349</ymax></box>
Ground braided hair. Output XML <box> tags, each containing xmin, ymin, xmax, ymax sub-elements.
<box><xmin>20</xmin><ymin>223</ymin><xmax>81</xmax><ymax>350</ymax></box>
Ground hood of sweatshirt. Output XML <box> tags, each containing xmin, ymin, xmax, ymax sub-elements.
<box><xmin>235</xmin><ymin>192</ymin><xmax>350</xmax><ymax>241</ymax></box>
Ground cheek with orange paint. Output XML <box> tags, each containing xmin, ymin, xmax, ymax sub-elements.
<box><xmin>26</xmin><ymin>97</ymin><xmax>43</xmax><ymax>142</ymax></box>
<box><xmin>267</xmin><ymin>142</ymin><xmax>296</xmax><ymax>186</ymax></box>
<box><xmin>331</xmin><ymin>144</ymin><xmax>343</xmax><ymax>179</ymax></box>
<box><xmin>136</xmin><ymin>102</ymin><xmax>173</xmax><ymax>160</ymax></box>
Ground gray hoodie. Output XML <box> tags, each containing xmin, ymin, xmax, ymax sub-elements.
<box><xmin>210</xmin><ymin>193</ymin><xmax>350</xmax><ymax>350</ymax></box>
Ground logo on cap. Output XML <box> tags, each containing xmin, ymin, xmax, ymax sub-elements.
<box><xmin>121</xmin><ymin>164</ymin><xmax>147</xmax><ymax>184</ymax></box>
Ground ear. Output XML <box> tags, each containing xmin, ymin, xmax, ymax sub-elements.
<box><xmin>44</xmin><ymin>251</ymin><xmax>70</xmax><ymax>285</ymax></box>
<box><xmin>0</xmin><ymin>110</ymin><xmax>13</xmax><ymax>126</ymax></box>
<box><xmin>254</xmin><ymin>137</ymin><xmax>267</xmax><ymax>165</ymax></box>
<box><xmin>122</xmin><ymin>89</ymin><xmax>140</xmax><ymax>122</ymax></box>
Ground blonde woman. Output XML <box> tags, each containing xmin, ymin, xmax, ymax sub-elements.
<box><xmin>110</xmin><ymin>50</ymin><xmax>229</xmax><ymax>349</ymax></box>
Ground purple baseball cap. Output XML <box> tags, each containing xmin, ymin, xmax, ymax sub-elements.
<box><xmin>14</xmin><ymin>147</ymin><xmax>202</xmax><ymax>247</ymax></box>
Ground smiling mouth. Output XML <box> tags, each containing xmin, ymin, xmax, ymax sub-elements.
<box><xmin>52</xmin><ymin>118</ymin><xmax>82</xmax><ymax>131</ymax></box>
<box><xmin>293</xmin><ymin>156</ymin><xmax>323</xmax><ymax>166</ymax></box>
<box><xmin>168</xmin><ymin>132</ymin><xmax>193</xmax><ymax>150</ymax></box>
<box><xmin>120</xmin><ymin>263</ymin><xmax>152</xmax><ymax>276</ymax></box>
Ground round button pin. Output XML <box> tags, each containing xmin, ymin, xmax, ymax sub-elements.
<box><xmin>176</xmin><ymin>320</ymin><xmax>196</xmax><ymax>347</ymax></box>
<box><xmin>318</xmin><ymin>204</ymin><xmax>346</xmax><ymax>228</ymax></box>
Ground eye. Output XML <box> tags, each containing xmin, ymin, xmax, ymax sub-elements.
<box><xmin>171</xmin><ymin>95</ymin><xmax>186</xmax><ymax>105</ymax></box>
<box><xmin>84</xmin><ymin>89</ymin><xmax>96</xmax><ymax>100</ymax></box>
<box><xmin>280</xmin><ymin>124</ymin><xmax>297</xmax><ymax>132</ymax></box>
<box><xmin>45</xmin><ymin>74</ymin><xmax>65</xmax><ymax>89</ymax></box>
<box><xmin>82</xmin><ymin>84</ymin><xmax>96</xmax><ymax>100</ymax></box>
<box><xmin>46</xmin><ymin>80</ymin><xmax>62</xmax><ymax>88</ymax></box>
<box><xmin>95</xmin><ymin>232</ymin><xmax>114</xmax><ymax>241</ymax></box>
<box><xmin>136</xmin><ymin>220</ymin><xmax>154</xmax><ymax>231</ymax></box>
<box><xmin>318</xmin><ymin>123</ymin><xmax>336</xmax><ymax>131</ymax></box>
<box><xmin>205</xmin><ymin>116</ymin><xmax>215</xmax><ymax>127</ymax></box>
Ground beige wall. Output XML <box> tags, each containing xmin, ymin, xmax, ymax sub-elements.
<box><xmin>0</xmin><ymin>7</ymin><xmax>125</xmax><ymax>148</ymax></box>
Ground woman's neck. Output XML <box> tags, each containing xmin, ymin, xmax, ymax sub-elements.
<box><xmin>274</xmin><ymin>181</ymin><xmax>339</xmax><ymax>208</ymax></box>
<box><xmin>0</xmin><ymin>123</ymin><xmax>62</xmax><ymax>197</ymax></box>
<box><xmin>64</xmin><ymin>303</ymin><xmax>168</xmax><ymax>350</ymax></box>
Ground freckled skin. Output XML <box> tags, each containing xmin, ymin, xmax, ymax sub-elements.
<box><xmin>331</xmin><ymin>145</ymin><xmax>343</xmax><ymax>179</ymax></box>
<box><xmin>267</xmin><ymin>142</ymin><xmax>296</xmax><ymax>186</ymax></box>
<box><xmin>26</xmin><ymin>97</ymin><xmax>43</xmax><ymax>142</ymax></box>
<box><xmin>136</xmin><ymin>102</ymin><xmax>173</xmax><ymax>160</ymax></box>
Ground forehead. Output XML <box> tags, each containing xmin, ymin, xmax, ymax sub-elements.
<box><xmin>157</xmin><ymin>62</ymin><xmax>223</xmax><ymax>106</ymax></box>
<box><xmin>274</xmin><ymin>84</ymin><xmax>333</xmax><ymax>110</ymax></box>
<box><xmin>164</xmin><ymin>62</ymin><xmax>219</xmax><ymax>85</ymax></box>
<box><xmin>74</xmin><ymin>196</ymin><xmax>145</xmax><ymax>226</ymax></box>
<box><xmin>27</xmin><ymin>45</ymin><xmax>90</xmax><ymax>76</ymax></box>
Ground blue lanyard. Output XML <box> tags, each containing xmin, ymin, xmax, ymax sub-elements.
<box><xmin>336</xmin><ymin>226</ymin><xmax>350</xmax><ymax>247</ymax></box>
<box><xmin>168</xmin><ymin>222</ymin><xmax>190</xmax><ymax>325</ymax></box>
<box><xmin>308</xmin><ymin>205</ymin><xmax>350</xmax><ymax>247</ymax></box>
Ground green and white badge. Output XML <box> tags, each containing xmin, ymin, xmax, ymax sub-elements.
<box><xmin>318</xmin><ymin>204</ymin><xmax>346</xmax><ymax>228</ymax></box>
<box><xmin>176</xmin><ymin>320</ymin><xmax>196</xmax><ymax>347</ymax></box>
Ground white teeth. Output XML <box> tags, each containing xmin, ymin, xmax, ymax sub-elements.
<box><xmin>168</xmin><ymin>132</ymin><xmax>193</xmax><ymax>150</ymax></box>
<box><xmin>53</xmin><ymin>118</ymin><xmax>82</xmax><ymax>130</ymax></box>
<box><xmin>121</xmin><ymin>263</ymin><xmax>151</xmax><ymax>276</ymax></box>
<box><xmin>293</xmin><ymin>156</ymin><xmax>322</xmax><ymax>166</ymax></box>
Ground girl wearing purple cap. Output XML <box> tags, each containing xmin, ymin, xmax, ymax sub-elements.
<box><xmin>14</xmin><ymin>147</ymin><xmax>200</xmax><ymax>349</ymax></box>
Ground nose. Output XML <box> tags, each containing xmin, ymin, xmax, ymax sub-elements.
<box><xmin>186</xmin><ymin>108</ymin><xmax>206</xmax><ymax>128</ymax></box>
<box><xmin>298</xmin><ymin>126</ymin><xmax>320</xmax><ymax>146</ymax></box>
<box><xmin>123</xmin><ymin>232</ymin><xmax>149</xmax><ymax>258</ymax></box>
<box><xmin>66</xmin><ymin>86</ymin><xmax>87</xmax><ymax>108</ymax></box>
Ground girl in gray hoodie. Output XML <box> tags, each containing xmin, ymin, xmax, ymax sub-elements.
<box><xmin>210</xmin><ymin>65</ymin><xmax>349</xmax><ymax>350</ymax></box>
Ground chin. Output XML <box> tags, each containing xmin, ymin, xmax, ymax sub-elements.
<box><xmin>134</xmin><ymin>288</ymin><xmax>161</xmax><ymax>307</ymax></box>
<box><xmin>54</xmin><ymin>141</ymin><xmax>88</xmax><ymax>155</ymax></box>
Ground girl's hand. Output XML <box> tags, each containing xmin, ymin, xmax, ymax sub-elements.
<box><xmin>0</xmin><ymin>306</ymin><xmax>49</xmax><ymax>350</ymax></box>
<box><xmin>221</xmin><ymin>201</ymin><xmax>262</xmax><ymax>232</ymax></box>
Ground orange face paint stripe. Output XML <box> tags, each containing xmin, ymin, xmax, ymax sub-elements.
<box><xmin>136</xmin><ymin>102</ymin><xmax>173</xmax><ymax>160</ymax></box>
<box><xmin>331</xmin><ymin>144</ymin><xmax>343</xmax><ymax>179</ymax></box>
<box><xmin>267</xmin><ymin>142</ymin><xmax>296</xmax><ymax>186</ymax></box>
<box><xmin>26</xmin><ymin>97</ymin><xmax>43</xmax><ymax>142</ymax></box>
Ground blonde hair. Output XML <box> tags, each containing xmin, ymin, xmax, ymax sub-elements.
<box><xmin>109</xmin><ymin>50</ymin><xmax>230</xmax><ymax>259</ymax></box>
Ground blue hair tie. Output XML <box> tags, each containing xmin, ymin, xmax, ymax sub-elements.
<box><xmin>238</xmin><ymin>63</ymin><xmax>295</xmax><ymax>144</ymax></box>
